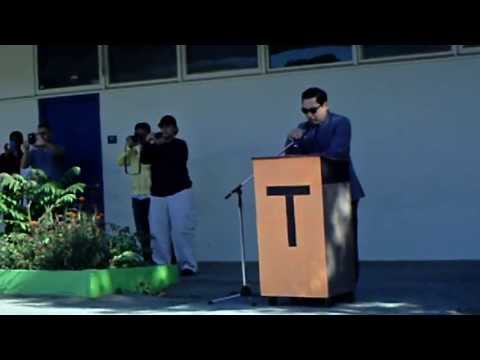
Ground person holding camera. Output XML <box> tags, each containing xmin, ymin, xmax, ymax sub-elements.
<box><xmin>0</xmin><ymin>131</ymin><xmax>25</xmax><ymax>234</ymax></box>
<box><xmin>0</xmin><ymin>131</ymin><xmax>24</xmax><ymax>175</ymax></box>
<box><xmin>117</xmin><ymin>122</ymin><xmax>153</xmax><ymax>263</ymax></box>
<box><xmin>141</xmin><ymin>115</ymin><xmax>198</xmax><ymax>276</ymax></box>
<box><xmin>21</xmin><ymin>124</ymin><xmax>65</xmax><ymax>181</ymax></box>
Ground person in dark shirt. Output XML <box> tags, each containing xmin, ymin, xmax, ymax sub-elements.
<box><xmin>286</xmin><ymin>87</ymin><xmax>365</xmax><ymax>286</ymax></box>
<box><xmin>141</xmin><ymin>115</ymin><xmax>198</xmax><ymax>276</ymax></box>
<box><xmin>0</xmin><ymin>131</ymin><xmax>24</xmax><ymax>175</ymax></box>
<box><xmin>0</xmin><ymin>131</ymin><xmax>24</xmax><ymax>234</ymax></box>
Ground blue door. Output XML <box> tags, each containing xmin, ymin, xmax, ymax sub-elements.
<box><xmin>38</xmin><ymin>94</ymin><xmax>104</xmax><ymax>213</ymax></box>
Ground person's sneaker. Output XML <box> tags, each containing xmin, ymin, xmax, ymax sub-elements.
<box><xmin>181</xmin><ymin>269</ymin><xmax>196</xmax><ymax>277</ymax></box>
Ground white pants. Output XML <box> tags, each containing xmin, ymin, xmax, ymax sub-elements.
<box><xmin>149</xmin><ymin>189</ymin><xmax>198</xmax><ymax>272</ymax></box>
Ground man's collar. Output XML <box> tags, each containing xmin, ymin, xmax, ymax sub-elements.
<box><xmin>308</xmin><ymin>112</ymin><xmax>331</xmax><ymax>127</ymax></box>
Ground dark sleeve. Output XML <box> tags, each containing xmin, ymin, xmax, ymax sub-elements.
<box><xmin>321</xmin><ymin>117</ymin><xmax>351</xmax><ymax>160</ymax></box>
<box><xmin>0</xmin><ymin>155</ymin><xmax>6</xmax><ymax>173</ymax></box>
<box><xmin>55</xmin><ymin>152</ymin><xmax>65</xmax><ymax>171</ymax></box>
<box><xmin>54</xmin><ymin>145</ymin><xmax>65</xmax><ymax>158</ymax></box>
<box><xmin>179</xmin><ymin>140</ymin><xmax>189</xmax><ymax>163</ymax></box>
<box><xmin>140</xmin><ymin>143</ymin><xmax>155</xmax><ymax>165</ymax></box>
<box><xmin>284</xmin><ymin>138</ymin><xmax>305</xmax><ymax>155</ymax></box>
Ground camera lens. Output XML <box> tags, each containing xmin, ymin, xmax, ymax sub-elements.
<box><xmin>28</xmin><ymin>133</ymin><xmax>36</xmax><ymax>145</ymax></box>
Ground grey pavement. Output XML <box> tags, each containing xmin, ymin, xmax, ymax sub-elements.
<box><xmin>0</xmin><ymin>262</ymin><xmax>479</xmax><ymax>315</ymax></box>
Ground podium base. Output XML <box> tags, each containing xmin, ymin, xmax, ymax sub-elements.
<box><xmin>267</xmin><ymin>292</ymin><xmax>356</xmax><ymax>307</ymax></box>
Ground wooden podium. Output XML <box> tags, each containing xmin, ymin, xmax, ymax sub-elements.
<box><xmin>252</xmin><ymin>155</ymin><xmax>356</xmax><ymax>300</ymax></box>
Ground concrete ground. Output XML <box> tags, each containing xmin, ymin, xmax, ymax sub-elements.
<box><xmin>0</xmin><ymin>262</ymin><xmax>479</xmax><ymax>315</ymax></box>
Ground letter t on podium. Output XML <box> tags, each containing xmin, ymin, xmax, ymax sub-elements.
<box><xmin>253</xmin><ymin>156</ymin><xmax>330</xmax><ymax>299</ymax></box>
<box><xmin>266</xmin><ymin>186</ymin><xmax>311</xmax><ymax>248</ymax></box>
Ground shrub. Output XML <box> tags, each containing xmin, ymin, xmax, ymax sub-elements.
<box><xmin>0</xmin><ymin>168</ymin><xmax>147</xmax><ymax>271</ymax></box>
<box><xmin>0</xmin><ymin>168</ymin><xmax>85</xmax><ymax>233</ymax></box>
<box><xmin>0</xmin><ymin>212</ymin><xmax>145</xmax><ymax>271</ymax></box>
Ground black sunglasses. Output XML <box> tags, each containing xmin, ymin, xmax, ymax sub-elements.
<box><xmin>301</xmin><ymin>106</ymin><xmax>321</xmax><ymax>115</ymax></box>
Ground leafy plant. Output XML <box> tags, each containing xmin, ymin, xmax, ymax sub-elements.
<box><xmin>0</xmin><ymin>167</ymin><xmax>85</xmax><ymax>233</ymax></box>
<box><xmin>29</xmin><ymin>212</ymin><xmax>110</xmax><ymax>270</ymax></box>
<box><xmin>106</xmin><ymin>224</ymin><xmax>145</xmax><ymax>269</ymax></box>
<box><xmin>111</xmin><ymin>251</ymin><xmax>145</xmax><ymax>269</ymax></box>
<box><xmin>0</xmin><ymin>167</ymin><xmax>149</xmax><ymax>271</ymax></box>
<box><xmin>0</xmin><ymin>232</ymin><xmax>39</xmax><ymax>270</ymax></box>
<box><xmin>106</xmin><ymin>224</ymin><xmax>142</xmax><ymax>258</ymax></box>
<box><xmin>0</xmin><ymin>212</ymin><xmax>147</xmax><ymax>271</ymax></box>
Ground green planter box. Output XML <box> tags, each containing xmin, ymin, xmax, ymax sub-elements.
<box><xmin>0</xmin><ymin>265</ymin><xmax>179</xmax><ymax>299</ymax></box>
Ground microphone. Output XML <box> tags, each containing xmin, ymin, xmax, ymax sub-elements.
<box><xmin>282</xmin><ymin>131</ymin><xmax>305</xmax><ymax>155</ymax></box>
<box><xmin>292</xmin><ymin>138</ymin><xmax>302</xmax><ymax>147</ymax></box>
<box><xmin>291</xmin><ymin>129</ymin><xmax>307</xmax><ymax>147</ymax></box>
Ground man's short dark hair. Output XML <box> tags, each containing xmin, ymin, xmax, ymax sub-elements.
<box><xmin>159</xmin><ymin>115</ymin><xmax>177</xmax><ymax>128</ymax></box>
<box><xmin>38</xmin><ymin>123</ymin><xmax>51</xmax><ymax>131</ymax></box>
<box><xmin>9</xmin><ymin>131</ymin><xmax>24</xmax><ymax>144</ymax></box>
<box><xmin>135</xmin><ymin>122</ymin><xmax>151</xmax><ymax>133</ymax></box>
<box><xmin>159</xmin><ymin>115</ymin><xmax>179</xmax><ymax>135</ymax></box>
<box><xmin>302</xmin><ymin>87</ymin><xmax>328</xmax><ymax>106</ymax></box>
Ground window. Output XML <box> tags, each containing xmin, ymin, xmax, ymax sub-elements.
<box><xmin>107</xmin><ymin>45</ymin><xmax>178</xmax><ymax>84</ymax></box>
<box><xmin>268</xmin><ymin>45</ymin><xmax>353</xmax><ymax>69</ymax></box>
<box><xmin>185</xmin><ymin>46</ymin><xmax>259</xmax><ymax>75</ymax></box>
<box><xmin>461</xmin><ymin>45</ymin><xmax>480</xmax><ymax>53</ymax></box>
<box><xmin>37</xmin><ymin>46</ymin><xmax>100</xmax><ymax>90</ymax></box>
<box><xmin>360</xmin><ymin>45</ymin><xmax>452</xmax><ymax>60</ymax></box>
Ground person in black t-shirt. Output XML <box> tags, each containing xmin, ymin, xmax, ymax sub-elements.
<box><xmin>141</xmin><ymin>115</ymin><xmax>198</xmax><ymax>276</ymax></box>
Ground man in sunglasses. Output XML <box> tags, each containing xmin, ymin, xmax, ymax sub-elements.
<box><xmin>21</xmin><ymin>123</ymin><xmax>65</xmax><ymax>182</ymax></box>
<box><xmin>286</xmin><ymin>87</ymin><xmax>365</xmax><ymax>289</ymax></box>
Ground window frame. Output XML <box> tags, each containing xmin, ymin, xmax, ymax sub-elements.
<box><xmin>265</xmin><ymin>45</ymin><xmax>355</xmax><ymax>73</ymax></box>
<box><xmin>358</xmin><ymin>45</ymin><xmax>455</xmax><ymax>64</ymax></box>
<box><xmin>30</xmin><ymin>45</ymin><xmax>480</xmax><ymax>96</ymax></box>
<box><xmin>104</xmin><ymin>45</ymin><xmax>181</xmax><ymax>89</ymax></box>
<box><xmin>181</xmin><ymin>45</ymin><xmax>264</xmax><ymax>81</ymax></box>
<box><xmin>34</xmin><ymin>45</ymin><xmax>105</xmax><ymax>95</ymax></box>
<box><xmin>459</xmin><ymin>45</ymin><xmax>480</xmax><ymax>55</ymax></box>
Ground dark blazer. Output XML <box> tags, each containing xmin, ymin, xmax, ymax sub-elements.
<box><xmin>285</xmin><ymin>112</ymin><xmax>365</xmax><ymax>201</ymax></box>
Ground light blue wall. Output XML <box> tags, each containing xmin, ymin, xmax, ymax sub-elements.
<box><xmin>1</xmin><ymin>46</ymin><xmax>479</xmax><ymax>261</ymax></box>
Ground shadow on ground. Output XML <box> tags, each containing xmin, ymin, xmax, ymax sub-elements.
<box><xmin>1</xmin><ymin>262</ymin><xmax>479</xmax><ymax>315</ymax></box>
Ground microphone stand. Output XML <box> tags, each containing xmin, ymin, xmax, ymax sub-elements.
<box><xmin>208</xmin><ymin>141</ymin><xmax>298</xmax><ymax>306</ymax></box>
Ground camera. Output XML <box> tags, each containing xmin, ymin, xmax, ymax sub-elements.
<box><xmin>127</xmin><ymin>135</ymin><xmax>140</xmax><ymax>144</ymax></box>
<box><xmin>28</xmin><ymin>133</ymin><xmax>37</xmax><ymax>145</ymax></box>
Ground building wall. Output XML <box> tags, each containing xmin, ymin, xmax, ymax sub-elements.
<box><xmin>1</xmin><ymin>45</ymin><xmax>480</xmax><ymax>261</ymax></box>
